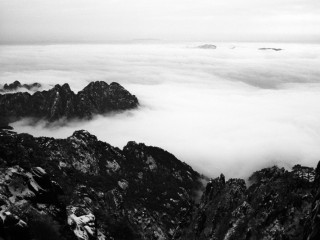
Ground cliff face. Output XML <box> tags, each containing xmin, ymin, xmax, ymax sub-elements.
<box><xmin>174</xmin><ymin>165</ymin><xmax>317</xmax><ymax>240</ymax></box>
<box><xmin>0</xmin><ymin>129</ymin><xmax>202</xmax><ymax>240</ymax></box>
<box><xmin>0</xmin><ymin>81</ymin><xmax>139</xmax><ymax>124</ymax></box>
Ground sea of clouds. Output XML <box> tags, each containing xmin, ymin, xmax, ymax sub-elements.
<box><xmin>1</xmin><ymin>42</ymin><xmax>320</xmax><ymax>179</ymax></box>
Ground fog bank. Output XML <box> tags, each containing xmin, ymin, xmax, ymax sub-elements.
<box><xmin>1</xmin><ymin>43</ymin><xmax>320</xmax><ymax>178</ymax></box>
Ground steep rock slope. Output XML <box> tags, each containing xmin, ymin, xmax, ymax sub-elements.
<box><xmin>303</xmin><ymin>161</ymin><xmax>320</xmax><ymax>240</ymax></box>
<box><xmin>174</xmin><ymin>165</ymin><xmax>317</xmax><ymax>240</ymax></box>
<box><xmin>0</xmin><ymin>129</ymin><xmax>202</xmax><ymax>240</ymax></box>
<box><xmin>0</xmin><ymin>166</ymin><xmax>69</xmax><ymax>240</ymax></box>
<box><xmin>0</xmin><ymin>81</ymin><xmax>139</xmax><ymax>124</ymax></box>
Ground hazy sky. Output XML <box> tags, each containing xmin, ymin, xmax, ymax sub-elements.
<box><xmin>1</xmin><ymin>0</ymin><xmax>320</xmax><ymax>43</ymax></box>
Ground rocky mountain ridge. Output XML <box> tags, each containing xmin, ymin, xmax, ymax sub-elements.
<box><xmin>174</xmin><ymin>164</ymin><xmax>319</xmax><ymax>240</ymax></box>
<box><xmin>0</xmin><ymin>128</ymin><xmax>319</xmax><ymax>239</ymax></box>
<box><xmin>0</xmin><ymin>81</ymin><xmax>139</xmax><ymax>126</ymax></box>
<box><xmin>0</xmin><ymin>80</ymin><xmax>42</xmax><ymax>92</ymax></box>
<box><xmin>0</xmin><ymin>129</ymin><xmax>202</xmax><ymax>240</ymax></box>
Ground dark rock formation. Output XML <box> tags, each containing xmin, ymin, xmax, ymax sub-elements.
<box><xmin>174</xmin><ymin>165</ymin><xmax>318</xmax><ymax>240</ymax></box>
<box><xmin>0</xmin><ymin>129</ymin><xmax>202</xmax><ymax>240</ymax></box>
<box><xmin>1</xmin><ymin>128</ymin><xmax>320</xmax><ymax>240</ymax></box>
<box><xmin>197</xmin><ymin>44</ymin><xmax>217</xmax><ymax>49</ymax></box>
<box><xmin>0</xmin><ymin>81</ymin><xmax>139</xmax><ymax>124</ymax></box>
<box><xmin>303</xmin><ymin>162</ymin><xmax>320</xmax><ymax>240</ymax></box>
<box><xmin>259</xmin><ymin>48</ymin><xmax>283</xmax><ymax>51</ymax></box>
<box><xmin>0</xmin><ymin>80</ymin><xmax>41</xmax><ymax>92</ymax></box>
<box><xmin>0</xmin><ymin>166</ymin><xmax>68</xmax><ymax>240</ymax></box>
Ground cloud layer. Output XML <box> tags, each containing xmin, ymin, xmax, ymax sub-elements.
<box><xmin>1</xmin><ymin>42</ymin><xmax>320</xmax><ymax>178</ymax></box>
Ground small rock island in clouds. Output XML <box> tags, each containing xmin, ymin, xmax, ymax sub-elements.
<box><xmin>197</xmin><ymin>44</ymin><xmax>217</xmax><ymax>49</ymax></box>
<box><xmin>259</xmin><ymin>47</ymin><xmax>283</xmax><ymax>51</ymax></box>
<box><xmin>0</xmin><ymin>80</ymin><xmax>42</xmax><ymax>92</ymax></box>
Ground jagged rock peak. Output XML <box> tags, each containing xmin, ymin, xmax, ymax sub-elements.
<box><xmin>82</xmin><ymin>80</ymin><xmax>109</xmax><ymax>90</ymax></box>
<box><xmin>52</xmin><ymin>83</ymin><xmax>72</xmax><ymax>91</ymax></box>
<box><xmin>68</xmin><ymin>129</ymin><xmax>98</xmax><ymax>142</ymax></box>
<box><xmin>0</xmin><ymin>128</ymin><xmax>202</xmax><ymax>240</ymax></box>
<box><xmin>123</xmin><ymin>140</ymin><xmax>143</xmax><ymax>150</ymax></box>
<box><xmin>5</xmin><ymin>80</ymin><xmax>21</xmax><ymax>89</ymax></box>
<box><xmin>0</xmin><ymin>80</ymin><xmax>42</xmax><ymax>92</ymax></box>
<box><xmin>175</xmin><ymin>163</ymin><xmax>319</xmax><ymax>240</ymax></box>
<box><xmin>110</xmin><ymin>82</ymin><xmax>125</xmax><ymax>89</ymax></box>
<box><xmin>0</xmin><ymin>80</ymin><xmax>139</xmax><ymax>125</ymax></box>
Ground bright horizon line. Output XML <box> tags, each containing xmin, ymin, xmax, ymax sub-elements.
<box><xmin>1</xmin><ymin>39</ymin><xmax>320</xmax><ymax>46</ymax></box>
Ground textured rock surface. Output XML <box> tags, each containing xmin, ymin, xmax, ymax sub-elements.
<box><xmin>0</xmin><ymin>129</ymin><xmax>202</xmax><ymax>240</ymax></box>
<box><xmin>303</xmin><ymin>162</ymin><xmax>320</xmax><ymax>240</ymax></box>
<box><xmin>174</xmin><ymin>165</ymin><xmax>318</xmax><ymax>240</ymax></box>
<box><xmin>0</xmin><ymin>165</ymin><xmax>68</xmax><ymax>240</ymax></box>
<box><xmin>1</xmin><ymin>128</ymin><xmax>319</xmax><ymax>239</ymax></box>
<box><xmin>0</xmin><ymin>81</ymin><xmax>139</xmax><ymax>124</ymax></box>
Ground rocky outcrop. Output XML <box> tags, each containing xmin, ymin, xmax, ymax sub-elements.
<box><xmin>0</xmin><ymin>81</ymin><xmax>139</xmax><ymax>124</ymax></box>
<box><xmin>0</xmin><ymin>80</ymin><xmax>41</xmax><ymax>92</ymax></box>
<box><xmin>0</xmin><ymin>166</ymin><xmax>68</xmax><ymax>240</ymax></box>
<box><xmin>174</xmin><ymin>165</ymin><xmax>317</xmax><ymax>240</ymax></box>
<box><xmin>0</xmin><ymin>129</ymin><xmax>202</xmax><ymax>240</ymax></box>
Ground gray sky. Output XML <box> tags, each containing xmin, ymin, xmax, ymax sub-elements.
<box><xmin>1</xmin><ymin>0</ymin><xmax>320</xmax><ymax>43</ymax></box>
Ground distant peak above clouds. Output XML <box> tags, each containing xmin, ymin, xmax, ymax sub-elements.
<box><xmin>0</xmin><ymin>81</ymin><xmax>139</xmax><ymax>127</ymax></box>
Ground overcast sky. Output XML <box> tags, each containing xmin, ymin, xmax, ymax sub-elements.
<box><xmin>0</xmin><ymin>0</ymin><xmax>320</xmax><ymax>43</ymax></box>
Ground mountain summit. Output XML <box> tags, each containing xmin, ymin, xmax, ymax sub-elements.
<box><xmin>0</xmin><ymin>81</ymin><xmax>139</xmax><ymax>126</ymax></box>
